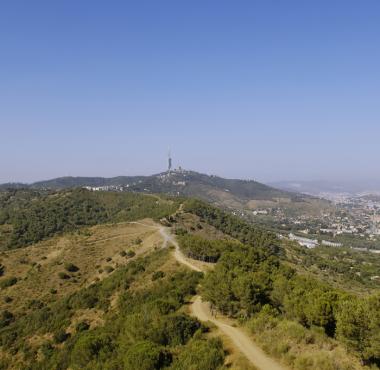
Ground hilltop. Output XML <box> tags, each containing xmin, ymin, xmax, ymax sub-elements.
<box><xmin>0</xmin><ymin>170</ymin><xmax>331</xmax><ymax>217</ymax></box>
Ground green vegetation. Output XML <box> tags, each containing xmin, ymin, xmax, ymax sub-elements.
<box><xmin>151</xmin><ymin>271</ymin><xmax>165</xmax><ymax>281</ymax></box>
<box><xmin>202</xmin><ymin>243</ymin><xmax>380</xmax><ymax>367</ymax></box>
<box><xmin>0</xmin><ymin>187</ymin><xmax>378</xmax><ymax>369</ymax></box>
<box><xmin>64</xmin><ymin>262</ymin><xmax>79</xmax><ymax>273</ymax></box>
<box><xmin>0</xmin><ymin>276</ymin><xmax>18</xmax><ymax>289</ymax></box>
<box><xmin>126</xmin><ymin>250</ymin><xmax>136</xmax><ymax>258</ymax></box>
<box><xmin>178</xmin><ymin>233</ymin><xmax>241</xmax><ymax>263</ymax></box>
<box><xmin>183</xmin><ymin>199</ymin><xmax>278</xmax><ymax>251</ymax></box>
<box><xmin>0</xmin><ymin>310</ymin><xmax>14</xmax><ymax>329</ymax></box>
<box><xmin>104</xmin><ymin>265</ymin><xmax>114</xmax><ymax>273</ymax></box>
<box><xmin>58</xmin><ymin>272</ymin><xmax>70</xmax><ymax>280</ymax></box>
<box><xmin>248</xmin><ymin>308</ymin><xmax>357</xmax><ymax>370</ymax></box>
<box><xmin>182</xmin><ymin>201</ymin><xmax>380</xmax><ymax>368</ymax></box>
<box><xmin>286</xmin><ymin>243</ymin><xmax>380</xmax><ymax>291</ymax></box>
<box><xmin>0</xmin><ymin>249</ymin><xmax>228</xmax><ymax>369</ymax></box>
<box><xmin>0</xmin><ymin>188</ymin><xmax>180</xmax><ymax>250</ymax></box>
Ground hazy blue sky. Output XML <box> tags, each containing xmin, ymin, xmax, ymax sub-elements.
<box><xmin>1</xmin><ymin>0</ymin><xmax>379</xmax><ymax>184</ymax></box>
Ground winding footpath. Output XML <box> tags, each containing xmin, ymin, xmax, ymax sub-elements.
<box><xmin>159</xmin><ymin>226</ymin><xmax>287</xmax><ymax>370</ymax></box>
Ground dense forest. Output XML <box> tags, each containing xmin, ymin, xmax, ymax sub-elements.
<box><xmin>176</xmin><ymin>232</ymin><xmax>241</xmax><ymax>263</ymax></box>
<box><xmin>0</xmin><ymin>189</ymin><xmax>179</xmax><ymax>250</ymax></box>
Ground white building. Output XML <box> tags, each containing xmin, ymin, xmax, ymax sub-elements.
<box><xmin>289</xmin><ymin>233</ymin><xmax>319</xmax><ymax>249</ymax></box>
<box><xmin>321</xmin><ymin>240</ymin><xmax>343</xmax><ymax>247</ymax></box>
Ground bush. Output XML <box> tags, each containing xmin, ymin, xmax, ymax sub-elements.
<box><xmin>27</xmin><ymin>299</ymin><xmax>44</xmax><ymax>309</ymax></box>
<box><xmin>119</xmin><ymin>251</ymin><xmax>127</xmax><ymax>257</ymax></box>
<box><xmin>0</xmin><ymin>277</ymin><xmax>17</xmax><ymax>289</ymax></box>
<box><xmin>70</xmin><ymin>332</ymin><xmax>114</xmax><ymax>368</ymax></box>
<box><xmin>126</xmin><ymin>250</ymin><xmax>136</xmax><ymax>258</ymax></box>
<box><xmin>53</xmin><ymin>329</ymin><xmax>70</xmax><ymax>343</ymax></box>
<box><xmin>124</xmin><ymin>341</ymin><xmax>171</xmax><ymax>370</ymax></box>
<box><xmin>76</xmin><ymin>321</ymin><xmax>90</xmax><ymax>332</ymax></box>
<box><xmin>58</xmin><ymin>272</ymin><xmax>70</xmax><ymax>280</ymax></box>
<box><xmin>64</xmin><ymin>262</ymin><xmax>79</xmax><ymax>272</ymax></box>
<box><xmin>249</xmin><ymin>305</ymin><xmax>279</xmax><ymax>333</ymax></box>
<box><xmin>134</xmin><ymin>238</ymin><xmax>143</xmax><ymax>245</ymax></box>
<box><xmin>171</xmin><ymin>338</ymin><xmax>224</xmax><ymax>370</ymax></box>
<box><xmin>152</xmin><ymin>271</ymin><xmax>165</xmax><ymax>281</ymax></box>
<box><xmin>160</xmin><ymin>314</ymin><xmax>201</xmax><ymax>346</ymax></box>
<box><xmin>175</xmin><ymin>228</ymin><xmax>188</xmax><ymax>236</ymax></box>
<box><xmin>104</xmin><ymin>266</ymin><xmax>114</xmax><ymax>274</ymax></box>
<box><xmin>0</xmin><ymin>310</ymin><xmax>14</xmax><ymax>328</ymax></box>
<box><xmin>40</xmin><ymin>341</ymin><xmax>54</xmax><ymax>358</ymax></box>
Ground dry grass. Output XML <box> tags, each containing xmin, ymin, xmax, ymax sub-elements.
<box><xmin>174</xmin><ymin>212</ymin><xmax>231</xmax><ymax>240</ymax></box>
<box><xmin>0</xmin><ymin>219</ymin><xmax>163</xmax><ymax>313</ymax></box>
<box><xmin>247</xmin><ymin>315</ymin><xmax>365</xmax><ymax>370</ymax></box>
<box><xmin>182</xmin><ymin>298</ymin><xmax>257</xmax><ymax>370</ymax></box>
<box><xmin>219</xmin><ymin>331</ymin><xmax>258</xmax><ymax>370</ymax></box>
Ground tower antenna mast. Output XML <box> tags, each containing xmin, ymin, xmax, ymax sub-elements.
<box><xmin>168</xmin><ymin>148</ymin><xmax>172</xmax><ymax>172</ymax></box>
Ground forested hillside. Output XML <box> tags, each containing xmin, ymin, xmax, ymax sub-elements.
<box><xmin>0</xmin><ymin>189</ymin><xmax>179</xmax><ymax>250</ymax></box>
<box><xmin>175</xmin><ymin>200</ymin><xmax>380</xmax><ymax>369</ymax></box>
<box><xmin>0</xmin><ymin>170</ymin><xmax>330</xmax><ymax>219</ymax></box>
<box><xmin>0</xmin><ymin>189</ymin><xmax>378</xmax><ymax>369</ymax></box>
<box><xmin>0</xmin><ymin>249</ymin><xmax>226</xmax><ymax>369</ymax></box>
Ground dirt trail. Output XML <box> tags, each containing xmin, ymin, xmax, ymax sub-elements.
<box><xmin>132</xmin><ymin>221</ymin><xmax>286</xmax><ymax>370</ymax></box>
<box><xmin>158</xmin><ymin>227</ymin><xmax>203</xmax><ymax>272</ymax></box>
<box><xmin>159</xmin><ymin>225</ymin><xmax>287</xmax><ymax>370</ymax></box>
<box><xmin>191</xmin><ymin>297</ymin><xmax>285</xmax><ymax>370</ymax></box>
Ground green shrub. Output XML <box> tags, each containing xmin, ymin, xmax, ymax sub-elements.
<box><xmin>126</xmin><ymin>250</ymin><xmax>136</xmax><ymax>258</ymax></box>
<box><xmin>134</xmin><ymin>238</ymin><xmax>143</xmax><ymax>245</ymax></box>
<box><xmin>58</xmin><ymin>272</ymin><xmax>70</xmax><ymax>280</ymax></box>
<box><xmin>152</xmin><ymin>271</ymin><xmax>165</xmax><ymax>281</ymax></box>
<box><xmin>70</xmin><ymin>332</ymin><xmax>114</xmax><ymax>368</ymax></box>
<box><xmin>76</xmin><ymin>321</ymin><xmax>90</xmax><ymax>332</ymax></box>
<box><xmin>64</xmin><ymin>262</ymin><xmax>79</xmax><ymax>272</ymax></box>
<box><xmin>0</xmin><ymin>310</ymin><xmax>14</xmax><ymax>328</ymax></box>
<box><xmin>53</xmin><ymin>329</ymin><xmax>70</xmax><ymax>343</ymax></box>
<box><xmin>170</xmin><ymin>338</ymin><xmax>224</xmax><ymax>370</ymax></box>
<box><xmin>160</xmin><ymin>314</ymin><xmax>201</xmax><ymax>346</ymax></box>
<box><xmin>123</xmin><ymin>341</ymin><xmax>171</xmax><ymax>370</ymax></box>
<box><xmin>104</xmin><ymin>266</ymin><xmax>114</xmax><ymax>274</ymax></box>
<box><xmin>175</xmin><ymin>228</ymin><xmax>188</xmax><ymax>236</ymax></box>
<box><xmin>0</xmin><ymin>277</ymin><xmax>17</xmax><ymax>289</ymax></box>
<box><xmin>40</xmin><ymin>341</ymin><xmax>54</xmax><ymax>359</ymax></box>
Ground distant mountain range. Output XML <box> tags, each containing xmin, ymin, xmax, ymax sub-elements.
<box><xmin>270</xmin><ymin>180</ymin><xmax>380</xmax><ymax>197</ymax></box>
<box><xmin>0</xmin><ymin>170</ymin><xmax>325</xmax><ymax>214</ymax></box>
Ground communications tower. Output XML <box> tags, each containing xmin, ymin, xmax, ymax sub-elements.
<box><xmin>168</xmin><ymin>149</ymin><xmax>172</xmax><ymax>172</ymax></box>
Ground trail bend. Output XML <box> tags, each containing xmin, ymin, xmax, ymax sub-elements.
<box><xmin>131</xmin><ymin>221</ymin><xmax>287</xmax><ymax>370</ymax></box>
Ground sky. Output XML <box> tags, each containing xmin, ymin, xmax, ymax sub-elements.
<box><xmin>0</xmin><ymin>0</ymin><xmax>379</xmax><ymax>184</ymax></box>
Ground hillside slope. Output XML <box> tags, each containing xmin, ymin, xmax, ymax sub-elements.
<box><xmin>0</xmin><ymin>189</ymin><xmax>180</xmax><ymax>250</ymax></box>
<box><xmin>1</xmin><ymin>170</ymin><xmax>331</xmax><ymax>217</ymax></box>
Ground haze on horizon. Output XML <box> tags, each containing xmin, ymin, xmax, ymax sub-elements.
<box><xmin>1</xmin><ymin>1</ymin><xmax>379</xmax><ymax>185</ymax></box>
